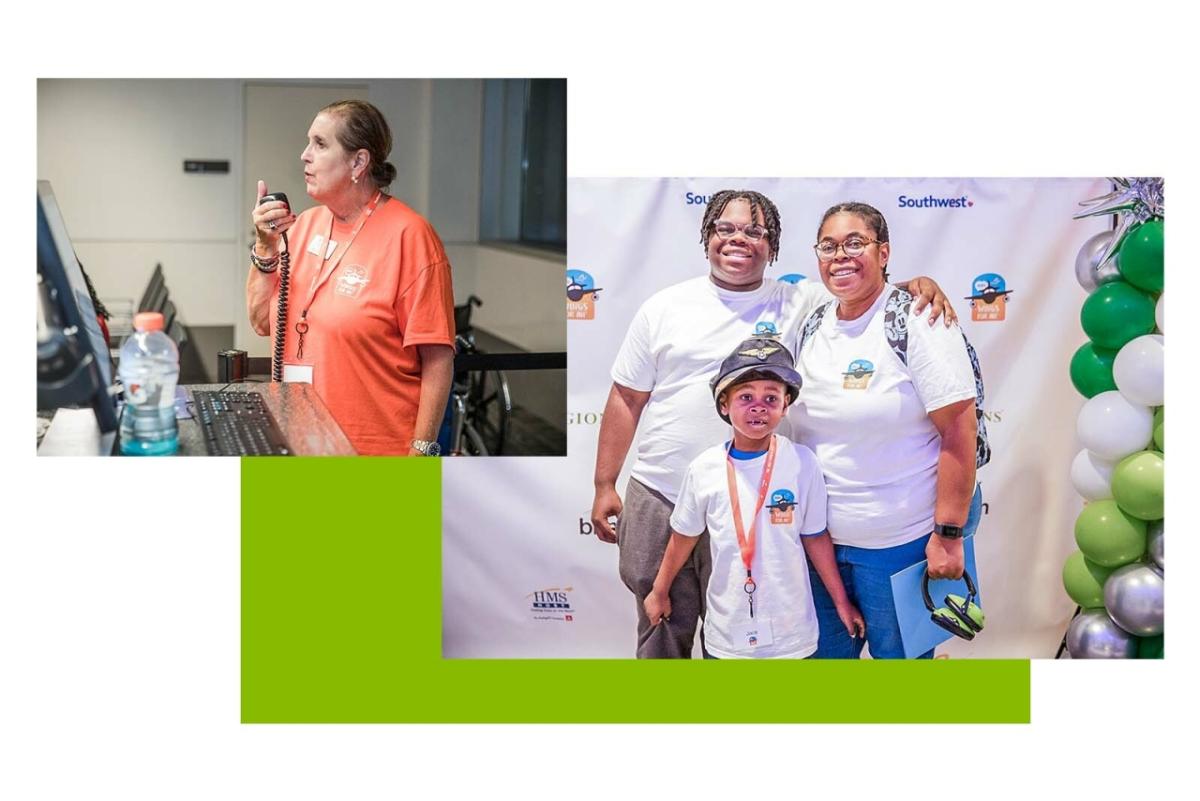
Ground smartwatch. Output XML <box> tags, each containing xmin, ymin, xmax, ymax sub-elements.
<box><xmin>411</xmin><ymin>439</ymin><xmax>442</xmax><ymax>456</ymax></box>
<box><xmin>933</xmin><ymin>523</ymin><xmax>964</xmax><ymax>540</ymax></box>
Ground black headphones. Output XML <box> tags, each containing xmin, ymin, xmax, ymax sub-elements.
<box><xmin>922</xmin><ymin>570</ymin><xmax>985</xmax><ymax>641</ymax></box>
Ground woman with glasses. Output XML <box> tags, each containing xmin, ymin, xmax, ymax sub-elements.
<box><xmin>788</xmin><ymin>201</ymin><xmax>985</xmax><ymax>659</ymax></box>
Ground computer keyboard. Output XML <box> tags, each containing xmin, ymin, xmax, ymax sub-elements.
<box><xmin>192</xmin><ymin>390</ymin><xmax>292</xmax><ymax>456</ymax></box>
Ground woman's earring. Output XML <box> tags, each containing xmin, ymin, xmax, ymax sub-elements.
<box><xmin>352</xmin><ymin>174</ymin><xmax>358</xmax><ymax>184</ymax></box>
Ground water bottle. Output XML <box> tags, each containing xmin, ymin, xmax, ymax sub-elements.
<box><xmin>119</xmin><ymin>312</ymin><xmax>179</xmax><ymax>455</ymax></box>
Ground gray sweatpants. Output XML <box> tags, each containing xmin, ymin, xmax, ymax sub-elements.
<box><xmin>617</xmin><ymin>478</ymin><xmax>712</xmax><ymax>659</ymax></box>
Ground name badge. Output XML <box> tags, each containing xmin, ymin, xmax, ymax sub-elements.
<box><xmin>282</xmin><ymin>363</ymin><xmax>314</xmax><ymax>384</ymax></box>
<box><xmin>306</xmin><ymin>235</ymin><xmax>339</xmax><ymax>260</ymax></box>
<box><xmin>740</xmin><ymin>617</ymin><xmax>775</xmax><ymax>650</ymax></box>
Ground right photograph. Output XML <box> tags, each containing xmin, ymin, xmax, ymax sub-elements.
<box><xmin>443</xmin><ymin>177</ymin><xmax>1164</xmax><ymax>660</ymax></box>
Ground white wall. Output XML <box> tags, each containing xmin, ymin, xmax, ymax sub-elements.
<box><xmin>446</xmin><ymin>244</ymin><xmax>564</xmax><ymax>351</ymax></box>
<box><xmin>37</xmin><ymin>78</ymin><xmax>563</xmax><ymax>354</ymax></box>
<box><xmin>37</xmin><ymin>80</ymin><xmax>243</xmax><ymax>327</ymax></box>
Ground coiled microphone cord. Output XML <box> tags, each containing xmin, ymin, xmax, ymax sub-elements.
<box><xmin>271</xmin><ymin>233</ymin><xmax>290</xmax><ymax>382</ymax></box>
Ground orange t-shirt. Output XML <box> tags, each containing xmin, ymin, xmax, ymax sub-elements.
<box><xmin>267</xmin><ymin>196</ymin><xmax>455</xmax><ymax>455</ymax></box>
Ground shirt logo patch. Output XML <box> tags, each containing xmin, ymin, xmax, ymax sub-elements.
<box><xmin>843</xmin><ymin>358</ymin><xmax>875</xmax><ymax>390</ymax></box>
<box><xmin>754</xmin><ymin>321</ymin><xmax>780</xmax><ymax>338</ymax></box>
<box><xmin>336</xmin><ymin>264</ymin><xmax>370</xmax><ymax>297</ymax></box>
<box><xmin>768</xmin><ymin>488</ymin><xmax>796</xmax><ymax>525</ymax></box>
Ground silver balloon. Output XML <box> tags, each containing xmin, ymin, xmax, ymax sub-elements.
<box><xmin>1147</xmin><ymin>520</ymin><xmax>1163</xmax><ymax>570</ymax></box>
<box><xmin>1066</xmin><ymin>609</ymin><xmax>1138</xmax><ymax>658</ymax></box>
<box><xmin>1074</xmin><ymin>178</ymin><xmax>1165</xmax><ymax>267</ymax></box>
<box><xmin>1104</xmin><ymin>562</ymin><xmax>1164</xmax><ymax>636</ymax></box>
<box><xmin>1074</xmin><ymin>230</ymin><xmax>1123</xmax><ymax>292</ymax></box>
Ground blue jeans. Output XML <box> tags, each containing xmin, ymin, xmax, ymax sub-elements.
<box><xmin>808</xmin><ymin>484</ymin><xmax>983</xmax><ymax>660</ymax></box>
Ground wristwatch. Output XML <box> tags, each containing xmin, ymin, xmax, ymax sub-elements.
<box><xmin>933</xmin><ymin>523</ymin><xmax>964</xmax><ymax>540</ymax></box>
<box><xmin>411</xmin><ymin>439</ymin><xmax>442</xmax><ymax>456</ymax></box>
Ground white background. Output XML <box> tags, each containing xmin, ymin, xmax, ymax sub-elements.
<box><xmin>5</xmin><ymin>1</ymin><xmax>1196</xmax><ymax>798</ymax></box>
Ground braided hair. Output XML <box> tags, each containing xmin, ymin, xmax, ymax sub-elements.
<box><xmin>699</xmin><ymin>190</ymin><xmax>782</xmax><ymax>265</ymax></box>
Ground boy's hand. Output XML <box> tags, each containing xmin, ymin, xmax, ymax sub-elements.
<box><xmin>836</xmin><ymin>600</ymin><xmax>865</xmax><ymax>639</ymax></box>
<box><xmin>926</xmin><ymin>534</ymin><xmax>965</xmax><ymax>579</ymax></box>
<box><xmin>643</xmin><ymin>590</ymin><xmax>671</xmax><ymax>626</ymax></box>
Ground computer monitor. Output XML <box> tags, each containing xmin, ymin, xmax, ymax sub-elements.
<box><xmin>138</xmin><ymin>263</ymin><xmax>166</xmax><ymax>313</ymax></box>
<box><xmin>37</xmin><ymin>180</ymin><xmax>119</xmax><ymax>433</ymax></box>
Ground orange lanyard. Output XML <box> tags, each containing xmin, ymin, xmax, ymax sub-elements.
<box><xmin>725</xmin><ymin>435</ymin><xmax>777</xmax><ymax>617</ymax></box>
<box><xmin>293</xmin><ymin>190</ymin><xmax>383</xmax><ymax>359</ymax></box>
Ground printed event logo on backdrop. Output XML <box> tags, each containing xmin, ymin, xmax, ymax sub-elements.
<box><xmin>966</xmin><ymin>272</ymin><xmax>1013</xmax><ymax>322</ymax></box>
<box><xmin>528</xmin><ymin>586</ymin><xmax>576</xmax><ymax>622</ymax></box>
<box><xmin>777</xmin><ymin>273</ymin><xmax>807</xmax><ymax>285</ymax></box>
<box><xmin>567</xmin><ymin>269</ymin><xmax>603</xmax><ymax>320</ymax></box>
<box><xmin>897</xmin><ymin>194</ymin><xmax>975</xmax><ymax>209</ymax></box>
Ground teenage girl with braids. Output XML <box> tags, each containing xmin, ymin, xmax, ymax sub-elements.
<box><xmin>247</xmin><ymin>100</ymin><xmax>455</xmax><ymax>456</ymax></box>
<box><xmin>590</xmin><ymin>189</ymin><xmax>958</xmax><ymax>658</ymax></box>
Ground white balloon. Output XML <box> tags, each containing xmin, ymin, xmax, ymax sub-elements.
<box><xmin>1070</xmin><ymin>448</ymin><xmax>1116</xmax><ymax>501</ymax></box>
<box><xmin>1076</xmin><ymin>390</ymin><xmax>1154</xmax><ymax>460</ymax></box>
<box><xmin>1155</xmin><ymin>292</ymin><xmax>1164</xmax><ymax>333</ymax></box>
<box><xmin>1113</xmin><ymin>334</ymin><xmax>1164</xmax><ymax>407</ymax></box>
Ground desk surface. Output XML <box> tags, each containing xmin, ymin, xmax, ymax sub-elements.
<box><xmin>38</xmin><ymin>382</ymin><xmax>356</xmax><ymax>457</ymax></box>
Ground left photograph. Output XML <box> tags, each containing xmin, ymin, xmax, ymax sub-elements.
<box><xmin>36</xmin><ymin>78</ymin><xmax>566</xmax><ymax>456</ymax></box>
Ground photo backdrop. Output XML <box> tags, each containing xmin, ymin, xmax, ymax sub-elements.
<box><xmin>444</xmin><ymin>177</ymin><xmax>1110</xmax><ymax>658</ymax></box>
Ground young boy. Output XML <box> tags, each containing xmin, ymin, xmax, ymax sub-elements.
<box><xmin>644</xmin><ymin>337</ymin><xmax>865</xmax><ymax>658</ymax></box>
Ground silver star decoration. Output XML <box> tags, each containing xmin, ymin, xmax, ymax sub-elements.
<box><xmin>1074</xmin><ymin>177</ymin><xmax>1164</xmax><ymax>266</ymax></box>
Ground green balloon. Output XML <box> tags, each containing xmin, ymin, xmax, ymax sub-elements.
<box><xmin>1137</xmin><ymin>634</ymin><xmax>1164</xmax><ymax>659</ymax></box>
<box><xmin>1074</xmin><ymin>499</ymin><xmax>1147</xmax><ymax>567</ymax></box>
<box><xmin>1062</xmin><ymin>550</ymin><xmax>1114</xmax><ymax>608</ymax></box>
<box><xmin>1153</xmin><ymin>406</ymin><xmax>1164</xmax><ymax>451</ymax></box>
<box><xmin>1112</xmin><ymin>450</ymin><xmax>1164</xmax><ymax>520</ymax></box>
<box><xmin>1080</xmin><ymin>281</ymin><xmax>1156</xmax><ymax>350</ymax></box>
<box><xmin>1118</xmin><ymin>219</ymin><xmax>1164</xmax><ymax>293</ymax></box>
<box><xmin>1069</xmin><ymin>342</ymin><xmax>1117</xmax><ymax>397</ymax></box>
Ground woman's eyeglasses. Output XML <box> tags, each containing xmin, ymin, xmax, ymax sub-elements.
<box><xmin>813</xmin><ymin>238</ymin><xmax>882</xmax><ymax>261</ymax></box>
<box><xmin>713</xmin><ymin>221</ymin><xmax>770</xmax><ymax>242</ymax></box>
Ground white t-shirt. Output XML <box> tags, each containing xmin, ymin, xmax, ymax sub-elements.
<box><xmin>611</xmin><ymin>276</ymin><xmax>829</xmax><ymax>502</ymax></box>
<box><xmin>788</xmin><ymin>285</ymin><xmax>976</xmax><ymax>549</ymax></box>
<box><xmin>670</xmin><ymin>435</ymin><xmax>828</xmax><ymax>659</ymax></box>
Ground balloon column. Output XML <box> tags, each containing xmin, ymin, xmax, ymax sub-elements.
<box><xmin>1064</xmin><ymin>178</ymin><xmax>1164</xmax><ymax>659</ymax></box>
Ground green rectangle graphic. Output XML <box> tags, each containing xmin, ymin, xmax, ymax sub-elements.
<box><xmin>241</xmin><ymin>458</ymin><xmax>1030</xmax><ymax>723</ymax></box>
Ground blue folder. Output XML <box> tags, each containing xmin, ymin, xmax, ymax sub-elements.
<box><xmin>889</xmin><ymin>535</ymin><xmax>980</xmax><ymax>658</ymax></box>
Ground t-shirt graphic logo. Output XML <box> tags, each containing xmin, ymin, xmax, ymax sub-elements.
<box><xmin>335</xmin><ymin>264</ymin><xmax>370</xmax><ymax>297</ymax></box>
<box><xmin>566</xmin><ymin>269</ymin><xmax>602</xmax><ymax>320</ymax></box>
<box><xmin>754</xmin><ymin>321</ymin><xmax>780</xmax><ymax>339</ymax></box>
<box><xmin>966</xmin><ymin>272</ymin><xmax>1012</xmax><ymax>322</ymax></box>
<box><xmin>843</xmin><ymin>358</ymin><xmax>875</xmax><ymax>390</ymax></box>
<box><xmin>778</xmin><ymin>273</ymin><xmax>806</xmax><ymax>285</ymax></box>
<box><xmin>769</xmin><ymin>488</ymin><xmax>796</xmax><ymax>525</ymax></box>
